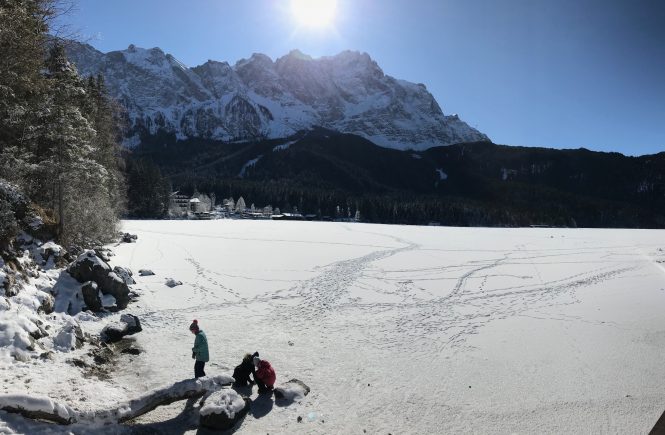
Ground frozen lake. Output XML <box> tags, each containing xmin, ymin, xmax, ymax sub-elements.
<box><xmin>112</xmin><ymin>220</ymin><xmax>665</xmax><ymax>434</ymax></box>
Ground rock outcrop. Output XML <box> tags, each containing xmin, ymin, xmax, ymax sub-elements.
<box><xmin>67</xmin><ymin>251</ymin><xmax>131</xmax><ymax>309</ymax></box>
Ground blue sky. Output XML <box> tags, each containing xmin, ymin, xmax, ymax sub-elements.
<box><xmin>56</xmin><ymin>0</ymin><xmax>665</xmax><ymax>156</ymax></box>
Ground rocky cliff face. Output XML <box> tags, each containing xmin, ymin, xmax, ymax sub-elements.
<box><xmin>65</xmin><ymin>42</ymin><xmax>489</xmax><ymax>150</ymax></box>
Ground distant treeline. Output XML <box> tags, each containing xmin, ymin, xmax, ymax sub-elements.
<box><xmin>124</xmin><ymin>129</ymin><xmax>665</xmax><ymax>228</ymax></box>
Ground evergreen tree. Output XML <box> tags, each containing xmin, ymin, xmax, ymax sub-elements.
<box><xmin>126</xmin><ymin>159</ymin><xmax>170</xmax><ymax>218</ymax></box>
<box><xmin>0</xmin><ymin>0</ymin><xmax>52</xmax><ymax>187</ymax></box>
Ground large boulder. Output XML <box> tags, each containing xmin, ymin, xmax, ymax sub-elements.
<box><xmin>81</xmin><ymin>281</ymin><xmax>102</xmax><ymax>312</ymax></box>
<box><xmin>67</xmin><ymin>251</ymin><xmax>131</xmax><ymax>309</ymax></box>
<box><xmin>113</xmin><ymin>266</ymin><xmax>135</xmax><ymax>285</ymax></box>
<box><xmin>199</xmin><ymin>389</ymin><xmax>250</xmax><ymax>431</ymax></box>
<box><xmin>101</xmin><ymin>314</ymin><xmax>142</xmax><ymax>343</ymax></box>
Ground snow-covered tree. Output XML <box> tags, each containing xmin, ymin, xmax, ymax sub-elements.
<box><xmin>0</xmin><ymin>2</ymin><xmax>126</xmax><ymax>247</ymax></box>
<box><xmin>235</xmin><ymin>196</ymin><xmax>246</xmax><ymax>213</ymax></box>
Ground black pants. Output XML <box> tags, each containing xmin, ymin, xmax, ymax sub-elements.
<box><xmin>255</xmin><ymin>378</ymin><xmax>272</xmax><ymax>393</ymax></box>
<box><xmin>194</xmin><ymin>360</ymin><xmax>206</xmax><ymax>378</ymax></box>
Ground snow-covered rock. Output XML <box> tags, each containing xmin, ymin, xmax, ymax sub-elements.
<box><xmin>81</xmin><ymin>281</ymin><xmax>102</xmax><ymax>312</ymax></box>
<box><xmin>113</xmin><ymin>266</ymin><xmax>135</xmax><ymax>285</ymax></box>
<box><xmin>165</xmin><ymin>278</ymin><xmax>182</xmax><ymax>288</ymax></box>
<box><xmin>34</xmin><ymin>241</ymin><xmax>66</xmax><ymax>268</ymax></box>
<box><xmin>274</xmin><ymin>379</ymin><xmax>310</xmax><ymax>403</ymax></box>
<box><xmin>67</xmin><ymin>250</ymin><xmax>131</xmax><ymax>309</ymax></box>
<box><xmin>121</xmin><ymin>233</ymin><xmax>137</xmax><ymax>243</ymax></box>
<box><xmin>101</xmin><ymin>314</ymin><xmax>142</xmax><ymax>343</ymax></box>
<box><xmin>138</xmin><ymin>269</ymin><xmax>155</xmax><ymax>276</ymax></box>
<box><xmin>65</xmin><ymin>42</ymin><xmax>490</xmax><ymax>151</ymax></box>
<box><xmin>199</xmin><ymin>389</ymin><xmax>250</xmax><ymax>431</ymax></box>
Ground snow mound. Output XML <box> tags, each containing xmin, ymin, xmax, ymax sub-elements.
<box><xmin>199</xmin><ymin>389</ymin><xmax>246</xmax><ymax>418</ymax></box>
<box><xmin>52</xmin><ymin>321</ymin><xmax>83</xmax><ymax>352</ymax></box>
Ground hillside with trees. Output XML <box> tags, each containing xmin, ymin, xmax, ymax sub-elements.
<box><xmin>0</xmin><ymin>0</ymin><xmax>125</xmax><ymax>247</ymax></box>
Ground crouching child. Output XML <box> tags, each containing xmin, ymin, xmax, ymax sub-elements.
<box><xmin>253</xmin><ymin>355</ymin><xmax>276</xmax><ymax>394</ymax></box>
<box><xmin>233</xmin><ymin>352</ymin><xmax>258</xmax><ymax>387</ymax></box>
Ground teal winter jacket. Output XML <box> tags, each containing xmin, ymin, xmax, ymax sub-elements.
<box><xmin>192</xmin><ymin>331</ymin><xmax>209</xmax><ymax>362</ymax></box>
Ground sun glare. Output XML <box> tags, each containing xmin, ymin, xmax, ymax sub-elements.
<box><xmin>290</xmin><ymin>0</ymin><xmax>337</xmax><ymax>29</ymax></box>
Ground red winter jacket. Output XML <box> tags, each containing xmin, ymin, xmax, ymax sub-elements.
<box><xmin>256</xmin><ymin>360</ymin><xmax>276</xmax><ymax>387</ymax></box>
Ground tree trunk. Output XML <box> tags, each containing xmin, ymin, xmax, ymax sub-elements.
<box><xmin>0</xmin><ymin>405</ymin><xmax>72</xmax><ymax>425</ymax></box>
<box><xmin>0</xmin><ymin>375</ymin><xmax>233</xmax><ymax>426</ymax></box>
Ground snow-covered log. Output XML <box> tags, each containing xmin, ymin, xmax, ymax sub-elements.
<box><xmin>0</xmin><ymin>375</ymin><xmax>234</xmax><ymax>426</ymax></box>
<box><xmin>107</xmin><ymin>375</ymin><xmax>234</xmax><ymax>423</ymax></box>
<box><xmin>0</xmin><ymin>394</ymin><xmax>75</xmax><ymax>425</ymax></box>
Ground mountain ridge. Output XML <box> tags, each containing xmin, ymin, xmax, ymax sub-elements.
<box><xmin>63</xmin><ymin>40</ymin><xmax>489</xmax><ymax>150</ymax></box>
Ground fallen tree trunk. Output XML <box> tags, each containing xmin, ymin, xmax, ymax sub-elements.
<box><xmin>0</xmin><ymin>375</ymin><xmax>234</xmax><ymax>426</ymax></box>
<box><xmin>0</xmin><ymin>394</ymin><xmax>75</xmax><ymax>425</ymax></box>
<box><xmin>113</xmin><ymin>376</ymin><xmax>233</xmax><ymax>423</ymax></box>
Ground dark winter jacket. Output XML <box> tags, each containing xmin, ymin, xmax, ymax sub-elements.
<box><xmin>192</xmin><ymin>330</ymin><xmax>209</xmax><ymax>362</ymax></box>
<box><xmin>233</xmin><ymin>353</ymin><xmax>257</xmax><ymax>386</ymax></box>
<box><xmin>255</xmin><ymin>359</ymin><xmax>276</xmax><ymax>387</ymax></box>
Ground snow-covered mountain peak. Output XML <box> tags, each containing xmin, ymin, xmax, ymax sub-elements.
<box><xmin>65</xmin><ymin>40</ymin><xmax>490</xmax><ymax>150</ymax></box>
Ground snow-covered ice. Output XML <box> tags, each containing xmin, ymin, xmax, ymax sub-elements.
<box><xmin>3</xmin><ymin>220</ymin><xmax>665</xmax><ymax>434</ymax></box>
<box><xmin>106</xmin><ymin>221</ymin><xmax>665</xmax><ymax>434</ymax></box>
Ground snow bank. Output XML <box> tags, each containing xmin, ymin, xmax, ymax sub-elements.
<box><xmin>0</xmin><ymin>308</ymin><xmax>49</xmax><ymax>360</ymax></box>
<box><xmin>53</xmin><ymin>321</ymin><xmax>83</xmax><ymax>352</ymax></box>
<box><xmin>51</xmin><ymin>271</ymin><xmax>84</xmax><ymax>314</ymax></box>
<box><xmin>199</xmin><ymin>389</ymin><xmax>246</xmax><ymax>418</ymax></box>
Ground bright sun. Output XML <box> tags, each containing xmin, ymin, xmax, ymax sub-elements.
<box><xmin>290</xmin><ymin>0</ymin><xmax>337</xmax><ymax>29</ymax></box>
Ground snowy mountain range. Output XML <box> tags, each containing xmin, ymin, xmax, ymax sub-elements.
<box><xmin>64</xmin><ymin>41</ymin><xmax>489</xmax><ymax>150</ymax></box>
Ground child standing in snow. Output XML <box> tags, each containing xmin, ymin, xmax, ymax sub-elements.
<box><xmin>253</xmin><ymin>355</ymin><xmax>276</xmax><ymax>394</ymax></box>
<box><xmin>189</xmin><ymin>320</ymin><xmax>209</xmax><ymax>378</ymax></box>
